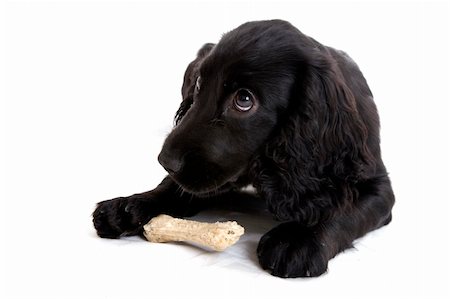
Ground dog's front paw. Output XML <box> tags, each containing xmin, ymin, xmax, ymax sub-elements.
<box><xmin>257</xmin><ymin>222</ymin><xmax>328</xmax><ymax>278</ymax></box>
<box><xmin>92</xmin><ymin>196</ymin><xmax>156</xmax><ymax>239</ymax></box>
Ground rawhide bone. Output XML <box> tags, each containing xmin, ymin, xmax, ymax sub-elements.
<box><xmin>143</xmin><ymin>214</ymin><xmax>245</xmax><ymax>251</ymax></box>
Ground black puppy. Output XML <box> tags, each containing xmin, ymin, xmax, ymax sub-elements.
<box><xmin>93</xmin><ymin>20</ymin><xmax>394</xmax><ymax>278</ymax></box>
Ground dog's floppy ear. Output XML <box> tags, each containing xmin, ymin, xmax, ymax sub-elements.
<box><xmin>256</xmin><ymin>53</ymin><xmax>376</xmax><ymax>223</ymax></box>
<box><xmin>271</xmin><ymin>54</ymin><xmax>376</xmax><ymax>184</ymax></box>
<box><xmin>306</xmin><ymin>57</ymin><xmax>377</xmax><ymax>180</ymax></box>
<box><xmin>174</xmin><ymin>43</ymin><xmax>215</xmax><ymax>125</ymax></box>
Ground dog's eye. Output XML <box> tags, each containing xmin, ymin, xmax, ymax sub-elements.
<box><xmin>233</xmin><ymin>89</ymin><xmax>254</xmax><ymax>112</ymax></box>
<box><xmin>195</xmin><ymin>76</ymin><xmax>201</xmax><ymax>91</ymax></box>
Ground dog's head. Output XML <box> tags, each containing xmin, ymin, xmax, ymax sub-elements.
<box><xmin>158</xmin><ymin>20</ymin><xmax>373</xmax><ymax>195</ymax></box>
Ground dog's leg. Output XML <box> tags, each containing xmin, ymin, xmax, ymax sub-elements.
<box><xmin>257</xmin><ymin>176</ymin><xmax>394</xmax><ymax>278</ymax></box>
<box><xmin>93</xmin><ymin>176</ymin><xmax>259</xmax><ymax>238</ymax></box>
<box><xmin>92</xmin><ymin>176</ymin><xmax>203</xmax><ymax>238</ymax></box>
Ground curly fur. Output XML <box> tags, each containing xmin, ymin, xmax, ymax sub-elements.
<box><xmin>93</xmin><ymin>20</ymin><xmax>395</xmax><ymax>278</ymax></box>
<box><xmin>252</xmin><ymin>48</ymin><xmax>378</xmax><ymax>226</ymax></box>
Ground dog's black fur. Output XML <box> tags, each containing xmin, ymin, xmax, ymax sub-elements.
<box><xmin>93</xmin><ymin>20</ymin><xmax>394</xmax><ymax>278</ymax></box>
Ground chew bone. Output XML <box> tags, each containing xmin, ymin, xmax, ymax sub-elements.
<box><xmin>143</xmin><ymin>214</ymin><xmax>245</xmax><ymax>251</ymax></box>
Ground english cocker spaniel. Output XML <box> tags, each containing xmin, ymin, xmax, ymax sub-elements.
<box><xmin>93</xmin><ymin>20</ymin><xmax>395</xmax><ymax>278</ymax></box>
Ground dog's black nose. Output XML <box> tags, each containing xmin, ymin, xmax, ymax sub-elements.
<box><xmin>158</xmin><ymin>151</ymin><xmax>183</xmax><ymax>175</ymax></box>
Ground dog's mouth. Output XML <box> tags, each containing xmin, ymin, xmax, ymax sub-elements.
<box><xmin>178</xmin><ymin>181</ymin><xmax>235</xmax><ymax>198</ymax></box>
<box><xmin>170</xmin><ymin>167</ymin><xmax>247</xmax><ymax>198</ymax></box>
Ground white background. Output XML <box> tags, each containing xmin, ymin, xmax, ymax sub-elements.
<box><xmin>1</xmin><ymin>0</ymin><xmax>449</xmax><ymax>298</ymax></box>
